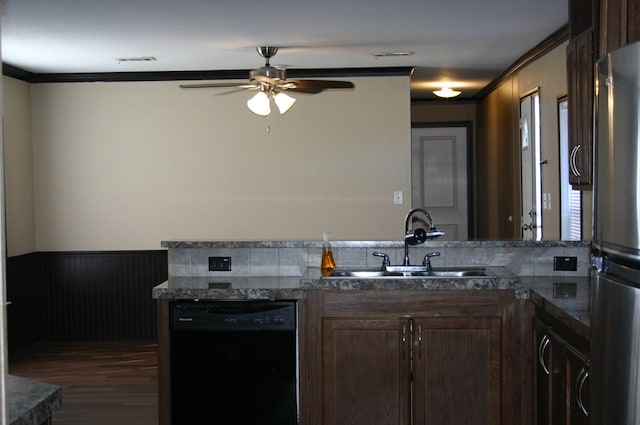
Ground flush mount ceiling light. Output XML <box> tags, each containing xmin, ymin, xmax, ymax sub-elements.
<box><xmin>247</xmin><ymin>89</ymin><xmax>297</xmax><ymax>116</ymax></box>
<box><xmin>433</xmin><ymin>86</ymin><xmax>462</xmax><ymax>98</ymax></box>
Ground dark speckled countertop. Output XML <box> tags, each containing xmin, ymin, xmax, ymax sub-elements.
<box><xmin>152</xmin><ymin>266</ymin><xmax>525</xmax><ymax>298</ymax></box>
<box><xmin>524</xmin><ymin>276</ymin><xmax>592</xmax><ymax>340</ymax></box>
<box><xmin>8</xmin><ymin>375</ymin><xmax>62</xmax><ymax>425</ymax></box>
<box><xmin>153</xmin><ymin>269</ymin><xmax>592</xmax><ymax>341</ymax></box>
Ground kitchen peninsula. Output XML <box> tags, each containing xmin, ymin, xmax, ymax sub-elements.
<box><xmin>154</xmin><ymin>239</ymin><xmax>591</xmax><ymax>425</ymax></box>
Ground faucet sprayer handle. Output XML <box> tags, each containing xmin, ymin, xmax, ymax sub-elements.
<box><xmin>405</xmin><ymin>228</ymin><xmax>427</xmax><ymax>245</ymax></box>
<box><xmin>372</xmin><ymin>252</ymin><xmax>391</xmax><ymax>269</ymax></box>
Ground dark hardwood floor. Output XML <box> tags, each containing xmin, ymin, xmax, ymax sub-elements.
<box><xmin>9</xmin><ymin>341</ymin><xmax>158</xmax><ymax>425</ymax></box>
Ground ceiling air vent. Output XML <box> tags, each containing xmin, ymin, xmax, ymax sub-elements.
<box><xmin>372</xmin><ymin>51</ymin><xmax>413</xmax><ymax>58</ymax></box>
<box><xmin>116</xmin><ymin>56</ymin><xmax>157</xmax><ymax>63</ymax></box>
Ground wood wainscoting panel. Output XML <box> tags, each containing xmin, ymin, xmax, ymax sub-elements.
<box><xmin>7</xmin><ymin>250</ymin><xmax>167</xmax><ymax>352</ymax></box>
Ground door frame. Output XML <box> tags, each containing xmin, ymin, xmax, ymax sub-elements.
<box><xmin>519</xmin><ymin>89</ymin><xmax>542</xmax><ymax>240</ymax></box>
<box><xmin>411</xmin><ymin>121</ymin><xmax>474</xmax><ymax>239</ymax></box>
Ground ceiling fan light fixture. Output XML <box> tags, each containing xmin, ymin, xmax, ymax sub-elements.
<box><xmin>274</xmin><ymin>92</ymin><xmax>296</xmax><ymax>114</ymax></box>
<box><xmin>247</xmin><ymin>91</ymin><xmax>271</xmax><ymax>116</ymax></box>
<box><xmin>433</xmin><ymin>87</ymin><xmax>462</xmax><ymax>98</ymax></box>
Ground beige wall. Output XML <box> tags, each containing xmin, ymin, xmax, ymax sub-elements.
<box><xmin>517</xmin><ymin>40</ymin><xmax>592</xmax><ymax>241</ymax></box>
<box><xmin>518</xmin><ymin>42</ymin><xmax>566</xmax><ymax>240</ymax></box>
<box><xmin>4</xmin><ymin>42</ymin><xmax>592</xmax><ymax>253</ymax></box>
<box><xmin>4</xmin><ymin>77</ymin><xmax>35</xmax><ymax>256</ymax></box>
<box><xmin>25</xmin><ymin>76</ymin><xmax>411</xmax><ymax>251</ymax></box>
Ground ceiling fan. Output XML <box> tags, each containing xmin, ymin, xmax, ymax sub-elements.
<box><xmin>180</xmin><ymin>46</ymin><xmax>355</xmax><ymax>116</ymax></box>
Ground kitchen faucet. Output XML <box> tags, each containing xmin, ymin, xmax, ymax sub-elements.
<box><xmin>403</xmin><ymin>208</ymin><xmax>445</xmax><ymax>265</ymax></box>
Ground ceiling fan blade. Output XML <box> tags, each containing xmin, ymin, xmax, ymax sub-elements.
<box><xmin>287</xmin><ymin>79</ymin><xmax>355</xmax><ymax>94</ymax></box>
<box><xmin>216</xmin><ymin>87</ymin><xmax>255</xmax><ymax>96</ymax></box>
<box><xmin>179</xmin><ymin>82</ymin><xmax>255</xmax><ymax>89</ymax></box>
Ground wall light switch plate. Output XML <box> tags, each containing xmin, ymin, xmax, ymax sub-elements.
<box><xmin>209</xmin><ymin>256</ymin><xmax>231</xmax><ymax>271</ymax></box>
<box><xmin>394</xmin><ymin>191</ymin><xmax>404</xmax><ymax>205</ymax></box>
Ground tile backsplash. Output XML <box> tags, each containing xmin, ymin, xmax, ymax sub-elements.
<box><xmin>165</xmin><ymin>240</ymin><xmax>592</xmax><ymax>278</ymax></box>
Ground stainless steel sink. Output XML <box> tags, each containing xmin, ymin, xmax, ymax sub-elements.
<box><xmin>325</xmin><ymin>269</ymin><xmax>404</xmax><ymax>278</ymax></box>
<box><xmin>325</xmin><ymin>267</ymin><xmax>489</xmax><ymax>278</ymax></box>
<box><xmin>411</xmin><ymin>269</ymin><xmax>488</xmax><ymax>277</ymax></box>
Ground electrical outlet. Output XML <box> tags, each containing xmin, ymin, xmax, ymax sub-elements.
<box><xmin>553</xmin><ymin>256</ymin><xmax>577</xmax><ymax>271</ymax></box>
<box><xmin>209</xmin><ymin>256</ymin><xmax>231</xmax><ymax>271</ymax></box>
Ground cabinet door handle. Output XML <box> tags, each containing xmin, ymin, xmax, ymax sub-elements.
<box><xmin>570</xmin><ymin>144</ymin><xmax>582</xmax><ymax>177</ymax></box>
<box><xmin>417</xmin><ymin>323</ymin><xmax>423</xmax><ymax>360</ymax></box>
<box><xmin>538</xmin><ymin>335</ymin><xmax>550</xmax><ymax>375</ymax></box>
<box><xmin>576</xmin><ymin>366</ymin><xmax>589</xmax><ymax>416</ymax></box>
<box><xmin>402</xmin><ymin>324</ymin><xmax>407</xmax><ymax>360</ymax></box>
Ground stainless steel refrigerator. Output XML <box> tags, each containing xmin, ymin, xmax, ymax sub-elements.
<box><xmin>591</xmin><ymin>39</ymin><xmax>640</xmax><ymax>425</ymax></box>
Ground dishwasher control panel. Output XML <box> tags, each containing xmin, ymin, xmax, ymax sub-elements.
<box><xmin>170</xmin><ymin>300</ymin><xmax>296</xmax><ymax>332</ymax></box>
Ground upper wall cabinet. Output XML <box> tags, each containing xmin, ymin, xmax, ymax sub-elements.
<box><xmin>566</xmin><ymin>30</ymin><xmax>595</xmax><ymax>188</ymax></box>
<box><xmin>599</xmin><ymin>0</ymin><xmax>640</xmax><ymax>56</ymax></box>
<box><xmin>567</xmin><ymin>0</ymin><xmax>640</xmax><ymax>190</ymax></box>
<box><xmin>566</xmin><ymin>0</ymin><xmax>599</xmax><ymax>189</ymax></box>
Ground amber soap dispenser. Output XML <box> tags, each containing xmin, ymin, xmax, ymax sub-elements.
<box><xmin>321</xmin><ymin>232</ymin><xmax>336</xmax><ymax>276</ymax></box>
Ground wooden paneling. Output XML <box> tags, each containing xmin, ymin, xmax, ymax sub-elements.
<box><xmin>475</xmin><ymin>77</ymin><xmax>520</xmax><ymax>240</ymax></box>
<box><xmin>6</xmin><ymin>253</ymin><xmax>40</xmax><ymax>350</ymax></box>
<box><xmin>7</xmin><ymin>250</ymin><xmax>167</xmax><ymax>352</ymax></box>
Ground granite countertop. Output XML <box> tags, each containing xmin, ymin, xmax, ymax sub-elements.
<box><xmin>524</xmin><ymin>276</ymin><xmax>591</xmax><ymax>340</ymax></box>
<box><xmin>161</xmin><ymin>240</ymin><xmax>590</xmax><ymax>249</ymax></box>
<box><xmin>152</xmin><ymin>266</ymin><xmax>525</xmax><ymax>299</ymax></box>
<box><xmin>8</xmin><ymin>375</ymin><xmax>62</xmax><ymax>425</ymax></box>
<box><xmin>153</xmin><ymin>268</ymin><xmax>592</xmax><ymax>340</ymax></box>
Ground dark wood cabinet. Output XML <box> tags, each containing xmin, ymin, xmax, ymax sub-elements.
<box><xmin>565</xmin><ymin>0</ymin><xmax>640</xmax><ymax>190</ymax></box>
<box><xmin>413</xmin><ymin>317</ymin><xmax>502</xmax><ymax>425</ymax></box>
<box><xmin>566</xmin><ymin>0</ymin><xmax>599</xmax><ymax>189</ymax></box>
<box><xmin>303</xmin><ymin>290</ymin><xmax>523</xmax><ymax>425</ymax></box>
<box><xmin>568</xmin><ymin>0</ymin><xmax>640</xmax><ymax>191</ymax></box>
<box><xmin>322</xmin><ymin>317</ymin><xmax>411</xmax><ymax>425</ymax></box>
<box><xmin>599</xmin><ymin>0</ymin><xmax>640</xmax><ymax>56</ymax></box>
<box><xmin>533</xmin><ymin>317</ymin><xmax>590</xmax><ymax>425</ymax></box>
<box><xmin>322</xmin><ymin>315</ymin><xmax>501</xmax><ymax>425</ymax></box>
<box><xmin>566</xmin><ymin>29</ymin><xmax>595</xmax><ymax>188</ymax></box>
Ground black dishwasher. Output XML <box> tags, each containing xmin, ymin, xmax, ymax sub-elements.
<box><xmin>170</xmin><ymin>300</ymin><xmax>297</xmax><ymax>425</ymax></box>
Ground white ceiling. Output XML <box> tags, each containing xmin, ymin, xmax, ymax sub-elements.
<box><xmin>1</xmin><ymin>0</ymin><xmax>568</xmax><ymax>100</ymax></box>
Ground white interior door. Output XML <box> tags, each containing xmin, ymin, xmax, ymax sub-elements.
<box><xmin>520</xmin><ymin>93</ymin><xmax>542</xmax><ymax>240</ymax></box>
<box><xmin>411</xmin><ymin>126</ymin><xmax>468</xmax><ymax>240</ymax></box>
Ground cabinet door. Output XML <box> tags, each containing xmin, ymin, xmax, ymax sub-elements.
<box><xmin>533</xmin><ymin>321</ymin><xmax>565</xmax><ymax>425</ymax></box>
<box><xmin>566</xmin><ymin>30</ymin><xmax>594</xmax><ymax>188</ymax></box>
<box><xmin>565</xmin><ymin>347</ymin><xmax>590</xmax><ymax>425</ymax></box>
<box><xmin>534</xmin><ymin>319</ymin><xmax>590</xmax><ymax>425</ymax></box>
<box><xmin>413</xmin><ymin>317</ymin><xmax>502</xmax><ymax>425</ymax></box>
<box><xmin>600</xmin><ymin>0</ymin><xmax>640</xmax><ymax>56</ymax></box>
<box><xmin>322</xmin><ymin>317</ymin><xmax>411</xmax><ymax>425</ymax></box>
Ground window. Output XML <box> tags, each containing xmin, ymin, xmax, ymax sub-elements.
<box><xmin>558</xmin><ymin>98</ymin><xmax>582</xmax><ymax>240</ymax></box>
